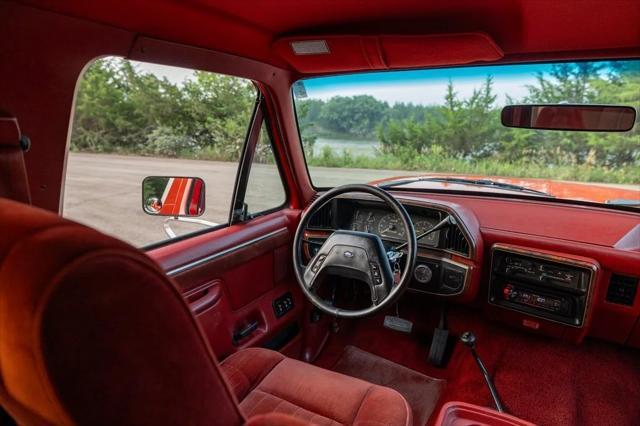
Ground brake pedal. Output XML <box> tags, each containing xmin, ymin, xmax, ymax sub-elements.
<box><xmin>428</xmin><ymin>327</ymin><xmax>449</xmax><ymax>367</ymax></box>
<box><xmin>428</xmin><ymin>303</ymin><xmax>450</xmax><ymax>367</ymax></box>
<box><xmin>383</xmin><ymin>315</ymin><xmax>413</xmax><ymax>333</ymax></box>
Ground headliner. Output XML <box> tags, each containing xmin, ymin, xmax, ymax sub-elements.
<box><xmin>13</xmin><ymin>0</ymin><xmax>640</xmax><ymax>74</ymax></box>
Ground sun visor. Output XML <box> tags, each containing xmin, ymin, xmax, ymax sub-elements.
<box><xmin>273</xmin><ymin>33</ymin><xmax>503</xmax><ymax>74</ymax></box>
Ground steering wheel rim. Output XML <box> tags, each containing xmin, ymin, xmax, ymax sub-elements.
<box><xmin>293</xmin><ymin>184</ymin><xmax>417</xmax><ymax>318</ymax></box>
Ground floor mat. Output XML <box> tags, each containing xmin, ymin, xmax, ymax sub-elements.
<box><xmin>332</xmin><ymin>345</ymin><xmax>445</xmax><ymax>426</ymax></box>
<box><xmin>314</xmin><ymin>303</ymin><xmax>640</xmax><ymax>426</ymax></box>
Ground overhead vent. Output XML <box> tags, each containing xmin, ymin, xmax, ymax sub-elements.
<box><xmin>446</xmin><ymin>225</ymin><xmax>470</xmax><ymax>257</ymax></box>
<box><xmin>308</xmin><ymin>202</ymin><xmax>333</xmax><ymax>229</ymax></box>
<box><xmin>606</xmin><ymin>274</ymin><xmax>638</xmax><ymax>306</ymax></box>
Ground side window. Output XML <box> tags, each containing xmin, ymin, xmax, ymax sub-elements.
<box><xmin>244</xmin><ymin>122</ymin><xmax>287</xmax><ymax>216</ymax></box>
<box><xmin>63</xmin><ymin>57</ymin><xmax>257</xmax><ymax>247</ymax></box>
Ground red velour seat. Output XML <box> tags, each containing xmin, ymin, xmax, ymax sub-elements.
<box><xmin>221</xmin><ymin>347</ymin><xmax>412</xmax><ymax>425</ymax></box>
<box><xmin>0</xmin><ymin>198</ymin><xmax>411</xmax><ymax>426</ymax></box>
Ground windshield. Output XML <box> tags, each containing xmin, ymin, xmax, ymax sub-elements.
<box><xmin>293</xmin><ymin>60</ymin><xmax>640</xmax><ymax>207</ymax></box>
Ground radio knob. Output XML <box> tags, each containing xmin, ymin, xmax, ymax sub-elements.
<box><xmin>414</xmin><ymin>264</ymin><xmax>433</xmax><ymax>284</ymax></box>
<box><xmin>503</xmin><ymin>284</ymin><xmax>517</xmax><ymax>300</ymax></box>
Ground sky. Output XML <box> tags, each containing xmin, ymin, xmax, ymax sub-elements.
<box><xmin>134</xmin><ymin>61</ymin><xmax>195</xmax><ymax>85</ymax></box>
<box><xmin>132</xmin><ymin>59</ymin><xmax>547</xmax><ymax>105</ymax></box>
<box><xmin>297</xmin><ymin>63</ymin><xmax>561</xmax><ymax>106</ymax></box>
<box><xmin>132</xmin><ymin>60</ymin><xmax>548</xmax><ymax>105</ymax></box>
<box><xmin>130</xmin><ymin>59</ymin><xmax>619</xmax><ymax>107</ymax></box>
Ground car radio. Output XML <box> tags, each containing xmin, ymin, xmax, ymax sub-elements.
<box><xmin>501</xmin><ymin>284</ymin><xmax>572</xmax><ymax>316</ymax></box>
<box><xmin>489</xmin><ymin>245</ymin><xmax>595</xmax><ymax>327</ymax></box>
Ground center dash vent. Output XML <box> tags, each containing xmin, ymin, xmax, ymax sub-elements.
<box><xmin>606</xmin><ymin>274</ymin><xmax>638</xmax><ymax>306</ymax></box>
<box><xmin>308</xmin><ymin>202</ymin><xmax>333</xmax><ymax>229</ymax></box>
<box><xmin>446</xmin><ymin>225</ymin><xmax>470</xmax><ymax>257</ymax></box>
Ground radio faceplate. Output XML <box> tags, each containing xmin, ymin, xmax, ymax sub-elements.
<box><xmin>489</xmin><ymin>246</ymin><xmax>596</xmax><ymax>327</ymax></box>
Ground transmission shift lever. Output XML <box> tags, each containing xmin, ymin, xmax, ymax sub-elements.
<box><xmin>460</xmin><ymin>331</ymin><xmax>506</xmax><ymax>413</ymax></box>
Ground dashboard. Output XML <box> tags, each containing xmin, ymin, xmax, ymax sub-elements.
<box><xmin>304</xmin><ymin>191</ymin><xmax>640</xmax><ymax>347</ymax></box>
<box><xmin>305</xmin><ymin>196</ymin><xmax>474</xmax><ymax>297</ymax></box>
<box><xmin>306</xmin><ymin>196</ymin><xmax>471</xmax><ymax>257</ymax></box>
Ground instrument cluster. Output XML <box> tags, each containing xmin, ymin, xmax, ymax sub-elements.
<box><xmin>349</xmin><ymin>208</ymin><xmax>440</xmax><ymax>247</ymax></box>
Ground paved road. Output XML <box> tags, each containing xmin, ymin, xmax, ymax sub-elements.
<box><xmin>63</xmin><ymin>153</ymin><xmax>403</xmax><ymax>247</ymax></box>
<box><xmin>64</xmin><ymin>153</ymin><xmax>638</xmax><ymax>247</ymax></box>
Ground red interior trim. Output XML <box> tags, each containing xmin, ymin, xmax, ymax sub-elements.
<box><xmin>273</xmin><ymin>33</ymin><xmax>504</xmax><ymax>73</ymax></box>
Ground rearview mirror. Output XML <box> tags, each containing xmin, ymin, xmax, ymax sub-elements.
<box><xmin>142</xmin><ymin>176</ymin><xmax>205</xmax><ymax>216</ymax></box>
<box><xmin>501</xmin><ymin>104</ymin><xmax>636</xmax><ymax>132</ymax></box>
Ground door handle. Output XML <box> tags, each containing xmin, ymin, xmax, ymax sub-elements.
<box><xmin>185</xmin><ymin>281</ymin><xmax>221</xmax><ymax>314</ymax></box>
<box><xmin>233</xmin><ymin>321</ymin><xmax>259</xmax><ymax>345</ymax></box>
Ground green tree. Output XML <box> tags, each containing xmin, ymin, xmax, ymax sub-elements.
<box><xmin>181</xmin><ymin>71</ymin><xmax>256</xmax><ymax>157</ymax></box>
<box><xmin>71</xmin><ymin>58</ymin><xmax>133</xmax><ymax>151</ymax></box>
<box><xmin>295</xmin><ymin>100</ymin><xmax>318</xmax><ymax>157</ymax></box>
<box><xmin>524</xmin><ymin>62</ymin><xmax>603</xmax><ymax>103</ymax></box>
<box><xmin>519</xmin><ymin>62</ymin><xmax>640</xmax><ymax>165</ymax></box>
<box><xmin>318</xmin><ymin>95</ymin><xmax>388</xmax><ymax>138</ymax></box>
<box><xmin>71</xmin><ymin>58</ymin><xmax>257</xmax><ymax>160</ymax></box>
<box><xmin>379</xmin><ymin>77</ymin><xmax>500</xmax><ymax>158</ymax></box>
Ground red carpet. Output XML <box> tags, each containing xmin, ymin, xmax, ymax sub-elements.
<box><xmin>333</xmin><ymin>346</ymin><xmax>445</xmax><ymax>426</ymax></box>
<box><xmin>313</xmin><ymin>299</ymin><xmax>640</xmax><ymax>426</ymax></box>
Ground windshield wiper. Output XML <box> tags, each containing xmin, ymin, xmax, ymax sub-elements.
<box><xmin>379</xmin><ymin>177</ymin><xmax>553</xmax><ymax>197</ymax></box>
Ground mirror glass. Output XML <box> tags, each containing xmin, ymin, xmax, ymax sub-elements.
<box><xmin>501</xmin><ymin>104</ymin><xmax>636</xmax><ymax>132</ymax></box>
<box><xmin>142</xmin><ymin>176</ymin><xmax>205</xmax><ymax>216</ymax></box>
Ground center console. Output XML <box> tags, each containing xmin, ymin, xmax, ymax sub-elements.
<box><xmin>435</xmin><ymin>402</ymin><xmax>535</xmax><ymax>426</ymax></box>
<box><xmin>489</xmin><ymin>244</ymin><xmax>596</xmax><ymax>327</ymax></box>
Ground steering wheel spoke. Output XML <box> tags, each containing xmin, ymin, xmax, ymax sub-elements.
<box><xmin>370</xmin><ymin>281</ymin><xmax>389</xmax><ymax>306</ymax></box>
<box><xmin>302</xmin><ymin>252</ymin><xmax>328</xmax><ymax>291</ymax></box>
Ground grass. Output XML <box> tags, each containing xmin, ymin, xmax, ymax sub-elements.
<box><xmin>70</xmin><ymin>146</ymin><xmax>640</xmax><ymax>185</ymax></box>
<box><xmin>306</xmin><ymin>148</ymin><xmax>640</xmax><ymax>185</ymax></box>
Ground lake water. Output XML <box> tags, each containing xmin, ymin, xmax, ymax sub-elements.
<box><xmin>313</xmin><ymin>138</ymin><xmax>380</xmax><ymax>157</ymax></box>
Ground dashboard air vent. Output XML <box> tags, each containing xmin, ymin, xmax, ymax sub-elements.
<box><xmin>447</xmin><ymin>225</ymin><xmax>470</xmax><ymax>256</ymax></box>
<box><xmin>308</xmin><ymin>202</ymin><xmax>333</xmax><ymax>229</ymax></box>
<box><xmin>606</xmin><ymin>274</ymin><xmax>638</xmax><ymax>306</ymax></box>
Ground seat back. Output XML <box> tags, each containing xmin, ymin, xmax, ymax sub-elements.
<box><xmin>0</xmin><ymin>198</ymin><xmax>244</xmax><ymax>426</ymax></box>
<box><xmin>0</xmin><ymin>117</ymin><xmax>31</xmax><ymax>204</ymax></box>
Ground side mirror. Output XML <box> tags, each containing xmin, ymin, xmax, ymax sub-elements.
<box><xmin>142</xmin><ymin>176</ymin><xmax>205</xmax><ymax>216</ymax></box>
<box><xmin>501</xmin><ymin>104</ymin><xmax>636</xmax><ymax>132</ymax></box>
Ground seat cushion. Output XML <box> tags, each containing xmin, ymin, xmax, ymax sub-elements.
<box><xmin>221</xmin><ymin>348</ymin><xmax>412</xmax><ymax>426</ymax></box>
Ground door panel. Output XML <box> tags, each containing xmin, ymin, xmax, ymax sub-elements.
<box><xmin>148</xmin><ymin>208</ymin><xmax>303</xmax><ymax>359</ymax></box>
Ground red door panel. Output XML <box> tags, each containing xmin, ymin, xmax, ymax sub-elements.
<box><xmin>223</xmin><ymin>251</ymin><xmax>275</xmax><ymax>309</ymax></box>
<box><xmin>148</xmin><ymin>208</ymin><xmax>304</xmax><ymax>359</ymax></box>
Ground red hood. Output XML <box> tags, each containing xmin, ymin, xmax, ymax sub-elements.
<box><xmin>370</xmin><ymin>174</ymin><xmax>640</xmax><ymax>205</ymax></box>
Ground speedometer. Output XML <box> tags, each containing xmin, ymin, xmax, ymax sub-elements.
<box><xmin>377</xmin><ymin>214</ymin><xmax>405</xmax><ymax>239</ymax></box>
